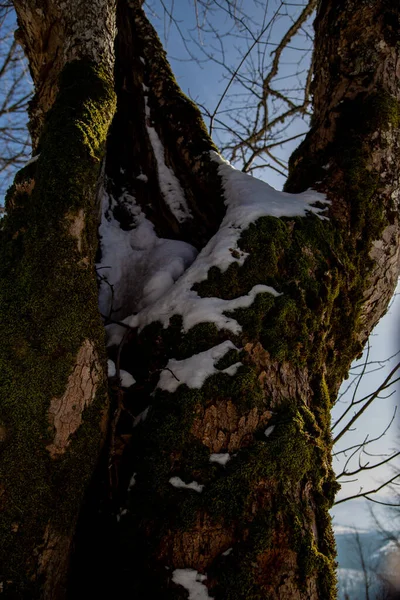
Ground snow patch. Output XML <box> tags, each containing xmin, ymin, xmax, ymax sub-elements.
<box><xmin>120</xmin><ymin>370</ymin><xmax>135</xmax><ymax>387</ymax></box>
<box><xmin>172</xmin><ymin>569</ymin><xmax>214</xmax><ymax>600</ymax></box>
<box><xmin>212</xmin><ymin>152</ymin><xmax>329</xmax><ymax>221</ymax></box>
<box><xmin>169</xmin><ymin>477</ymin><xmax>204</xmax><ymax>493</ymax></box>
<box><xmin>157</xmin><ymin>341</ymin><xmax>241</xmax><ymax>393</ymax></box>
<box><xmin>133</xmin><ymin>406</ymin><xmax>150</xmax><ymax>427</ymax></box>
<box><xmin>107</xmin><ymin>360</ymin><xmax>135</xmax><ymax>387</ymax></box>
<box><xmin>103</xmin><ymin>151</ymin><xmax>328</xmax><ymax>349</ymax></box>
<box><xmin>98</xmin><ymin>191</ymin><xmax>197</xmax><ymax>322</ymax></box>
<box><xmin>107</xmin><ymin>359</ymin><xmax>116</xmax><ymax>377</ymax></box>
<box><xmin>107</xmin><ymin>283</ymin><xmax>279</xmax><ymax>346</ymax></box>
<box><xmin>209</xmin><ymin>453</ymin><xmax>230</xmax><ymax>466</ymax></box>
<box><xmin>128</xmin><ymin>473</ymin><xmax>136</xmax><ymax>490</ymax></box>
<box><xmin>264</xmin><ymin>425</ymin><xmax>275</xmax><ymax>438</ymax></box>
<box><xmin>145</xmin><ymin>97</ymin><xmax>192</xmax><ymax>222</ymax></box>
<box><xmin>136</xmin><ymin>173</ymin><xmax>148</xmax><ymax>182</ymax></box>
<box><xmin>223</xmin><ymin>362</ymin><xmax>242</xmax><ymax>376</ymax></box>
<box><xmin>116</xmin><ymin>507</ymin><xmax>128</xmax><ymax>522</ymax></box>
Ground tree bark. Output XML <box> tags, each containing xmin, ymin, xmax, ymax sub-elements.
<box><xmin>0</xmin><ymin>0</ymin><xmax>399</xmax><ymax>598</ymax></box>
<box><xmin>0</xmin><ymin>1</ymin><xmax>116</xmax><ymax>597</ymax></box>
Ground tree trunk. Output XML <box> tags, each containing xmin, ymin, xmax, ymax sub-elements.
<box><xmin>0</xmin><ymin>1</ymin><xmax>116</xmax><ymax>597</ymax></box>
<box><xmin>1</xmin><ymin>0</ymin><xmax>399</xmax><ymax>598</ymax></box>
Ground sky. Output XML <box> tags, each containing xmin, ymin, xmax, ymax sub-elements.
<box><xmin>331</xmin><ymin>286</ymin><xmax>400</xmax><ymax>529</ymax></box>
<box><xmin>145</xmin><ymin>0</ymin><xmax>312</xmax><ymax>185</ymax></box>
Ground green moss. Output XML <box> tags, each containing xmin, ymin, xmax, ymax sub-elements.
<box><xmin>208</xmin><ymin>514</ymin><xmax>275</xmax><ymax>600</ymax></box>
<box><xmin>214</xmin><ymin>348</ymin><xmax>242</xmax><ymax>370</ymax></box>
<box><xmin>0</xmin><ymin>59</ymin><xmax>116</xmax><ymax>593</ymax></box>
<box><xmin>296</xmin><ymin>527</ymin><xmax>336</xmax><ymax>599</ymax></box>
<box><xmin>207</xmin><ymin>501</ymin><xmax>336</xmax><ymax>600</ymax></box>
<box><xmin>202</xmin><ymin>409</ymin><xmax>315</xmax><ymax>520</ymax></box>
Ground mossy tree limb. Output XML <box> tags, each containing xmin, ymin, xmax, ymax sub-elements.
<box><xmin>105</xmin><ymin>0</ymin><xmax>226</xmax><ymax>249</ymax></box>
<box><xmin>285</xmin><ymin>0</ymin><xmax>400</xmax><ymax>342</ymax></box>
<box><xmin>0</xmin><ymin>38</ymin><xmax>116</xmax><ymax>600</ymax></box>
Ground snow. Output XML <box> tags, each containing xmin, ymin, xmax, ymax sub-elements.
<box><xmin>133</xmin><ymin>406</ymin><xmax>150</xmax><ymax>427</ymax></box>
<box><xmin>144</xmin><ymin>97</ymin><xmax>192</xmax><ymax>223</ymax></box>
<box><xmin>223</xmin><ymin>362</ymin><xmax>242</xmax><ymax>376</ymax></box>
<box><xmin>106</xmin><ymin>359</ymin><xmax>135</xmax><ymax>387</ymax></box>
<box><xmin>169</xmin><ymin>477</ymin><xmax>204</xmax><ymax>493</ymax></box>
<box><xmin>116</xmin><ymin>507</ymin><xmax>128</xmax><ymax>522</ymax></box>
<box><xmin>98</xmin><ymin>190</ymin><xmax>197</xmax><ymax>321</ymax></box>
<box><xmin>128</xmin><ymin>473</ymin><xmax>136</xmax><ymax>490</ymax></box>
<box><xmin>157</xmin><ymin>341</ymin><xmax>242</xmax><ymax>393</ymax></box>
<box><xmin>120</xmin><ymin>370</ymin><xmax>135</xmax><ymax>387</ymax></box>
<box><xmin>106</xmin><ymin>152</ymin><xmax>328</xmax><ymax>347</ymax></box>
<box><xmin>136</xmin><ymin>173</ymin><xmax>148</xmax><ymax>182</ymax></box>
<box><xmin>99</xmin><ymin>151</ymin><xmax>329</xmax><ymax>356</ymax></box>
<box><xmin>212</xmin><ymin>152</ymin><xmax>329</xmax><ymax>221</ymax></box>
<box><xmin>209</xmin><ymin>453</ymin><xmax>230</xmax><ymax>466</ymax></box>
<box><xmin>172</xmin><ymin>569</ymin><xmax>214</xmax><ymax>600</ymax></box>
<box><xmin>264</xmin><ymin>425</ymin><xmax>275</xmax><ymax>438</ymax></box>
<box><xmin>107</xmin><ymin>282</ymin><xmax>279</xmax><ymax>346</ymax></box>
<box><xmin>107</xmin><ymin>359</ymin><xmax>116</xmax><ymax>377</ymax></box>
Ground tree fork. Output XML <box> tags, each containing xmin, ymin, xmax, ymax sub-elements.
<box><xmin>0</xmin><ymin>1</ymin><xmax>398</xmax><ymax>599</ymax></box>
<box><xmin>99</xmin><ymin>1</ymin><xmax>399</xmax><ymax>599</ymax></box>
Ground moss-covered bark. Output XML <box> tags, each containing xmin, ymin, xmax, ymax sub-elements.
<box><xmin>0</xmin><ymin>60</ymin><xmax>116</xmax><ymax>597</ymax></box>
<box><xmin>101</xmin><ymin>213</ymin><xmax>341</xmax><ymax>599</ymax></box>
<box><xmin>105</xmin><ymin>0</ymin><xmax>225</xmax><ymax>249</ymax></box>
<box><xmin>285</xmin><ymin>0</ymin><xmax>400</xmax><ymax>341</ymax></box>
<box><xmin>2</xmin><ymin>0</ymin><xmax>399</xmax><ymax>598</ymax></box>
<box><xmin>84</xmin><ymin>1</ymin><xmax>398</xmax><ymax>599</ymax></box>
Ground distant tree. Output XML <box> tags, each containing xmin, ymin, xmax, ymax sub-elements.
<box><xmin>371</xmin><ymin>481</ymin><xmax>400</xmax><ymax>599</ymax></box>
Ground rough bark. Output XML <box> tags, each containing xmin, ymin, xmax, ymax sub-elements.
<box><xmin>91</xmin><ymin>2</ymin><xmax>399</xmax><ymax>599</ymax></box>
<box><xmin>285</xmin><ymin>0</ymin><xmax>400</xmax><ymax>341</ymax></box>
<box><xmin>105</xmin><ymin>0</ymin><xmax>225</xmax><ymax>249</ymax></box>
<box><xmin>0</xmin><ymin>1</ymin><xmax>116</xmax><ymax>597</ymax></box>
<box><xmin>13</xmin><ymin>0</ymin><xmax>116</xmax><ymax>148</ymax></box>
<box><xmin>0</xmin><ymin>0</ymin><xmax>399</xmax><ymax>599</ymax></box>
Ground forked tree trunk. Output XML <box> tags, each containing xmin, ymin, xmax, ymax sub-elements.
<box><xmin>0</xmin><ymin>0</ymin><xmax>399</xmax><ymax>598</ymax></box>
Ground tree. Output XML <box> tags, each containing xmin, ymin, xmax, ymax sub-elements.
<box><xmin>339</xmin><ymin>490</ymin><xmax>400</xmax><ymax>600</ymax></box>
<box><xmin>369</xmin><ymin>474</ymin><xmax>400</xmax><ymax>599</ymax></box>
<box><xmin>0</xmin><ymin>1</ymin><xmax>399</xmax><ymax>599</ymax></box>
